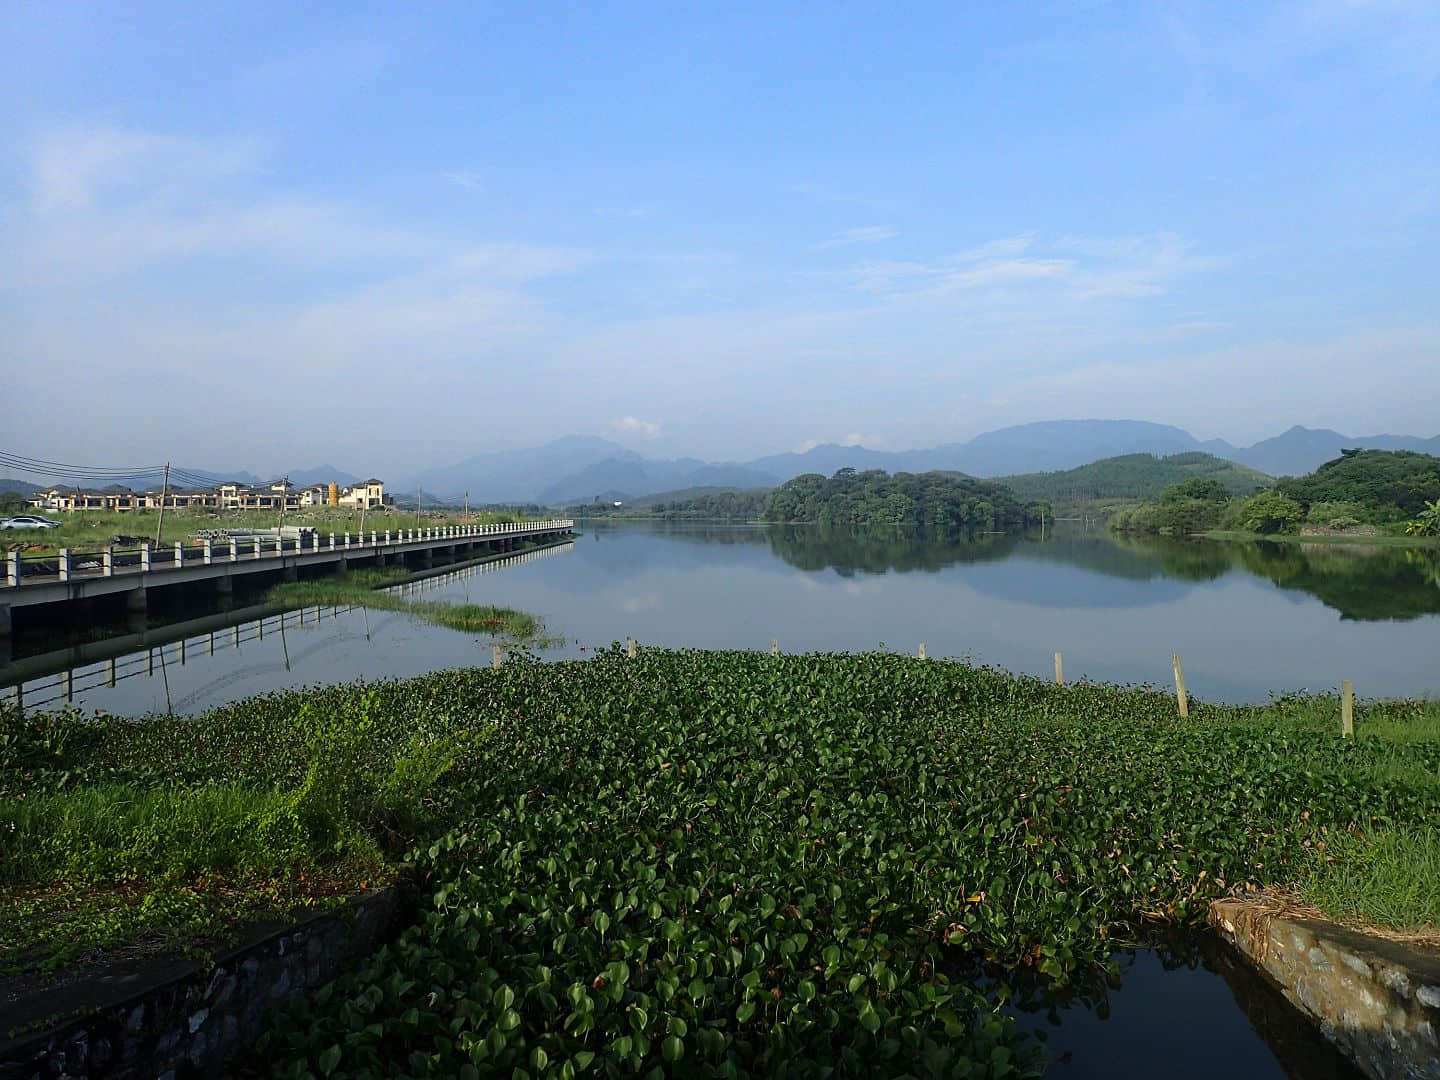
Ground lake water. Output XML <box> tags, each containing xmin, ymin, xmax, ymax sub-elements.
<box><xmin>5</xmin><ymin>521</ymin><xmax>1440</xmax><ymax>716</ymax></box>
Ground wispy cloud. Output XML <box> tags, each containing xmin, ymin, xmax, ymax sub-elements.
<box><xmin>817</xmin><ymin>225</ymin><xmax>897</xmax><ymax>249</ymax></box>
<box><xmin>612</xmin><ymin>415</ymin><xmax>663</xmax><ymax>438</ymax></box>
<box><xmin>442</xmin><ymin>169</ymin><xmax>484</xmax><ymax>190</ymax></box>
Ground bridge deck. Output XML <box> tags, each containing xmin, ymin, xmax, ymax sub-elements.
<box><xmin>0</xmin><ymin>520</ymin><xmax>574</xmax><ymax>616</ymax></box>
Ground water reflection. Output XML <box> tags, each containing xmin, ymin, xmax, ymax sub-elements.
<box><xmin>990</xmin><ymin>935</ymin><xmax>1362</xmax><ymax>1079</ymax></box>
<box><xmin>6</xmin><ymin>524</ymin><xmax>1440</xmax><ymax>713</ymax></box>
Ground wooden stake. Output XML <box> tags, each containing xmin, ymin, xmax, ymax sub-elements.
<box><xmin>771</xmin><ymin>638</ymin><xmax>778</xmax><ymax>656</ymax></box>
<box><xmin>627</xmin><ymin>637</ymin><xmax>637</xmax><ymax>659</ymax></box>
<box><xmin>1342</xmin><ymin>680</ymin><xmax>1354</xmax><ymax>737</ymax></box>
<box><xmin>1054</xmin><ymin>652</ymin><xmax>1064</xmax><ymax>686</ymax></box>
<box><xmin>492</xmin><ymin>645</ymin><xmax>503</xmax><ymax>669</ymax></box>
<box><xmin>918</xmin><ymin>643</ymin><xmax>927</xmax><ymax>660</ymax></box>
<box><xmin>1172</xmin><ymin>654</ymin><xmax>1189</xmax><ymax>718</ymax></box>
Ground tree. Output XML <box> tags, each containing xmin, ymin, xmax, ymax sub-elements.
<box><xmin>1161</xmin><ymin>477</ymin><xmax>1229</xmax><ymax>505</ymax></box>
<box><xmin>1405</xmin><ymin>499</ymin><xmax>1440</xmax><ymax>537</ymax></box>
<box><xmin>1236</xmin><ymin>491</ymin><xmax>1305</xmax><ymax>534</ymax></box>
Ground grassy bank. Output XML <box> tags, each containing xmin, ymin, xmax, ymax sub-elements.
<box><xmin>1199</xmin><ymin>528</ymin><xmax>1434</xmax><ymax>547</ymax></box>
<box><xmin>3</xmin><ymin>653</ymin><xmax>1437</xmax><ymax>1073</ymax></box>
<box><xmin>263</xmin><ymin>568</ymin><xmax>556</xmax><ymax>641</ymax></box>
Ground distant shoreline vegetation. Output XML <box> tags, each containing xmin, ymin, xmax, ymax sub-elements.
<box><xmin>573</xmin><ymin>468</ymin><xmax>1045</xmax><ymax>531</ymax></box>
<box><xmin>1110</xmin><ymin>450</ymin><xmax>1440</xmax><ymax>542</ymax></box>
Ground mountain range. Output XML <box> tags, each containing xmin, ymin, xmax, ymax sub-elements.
<box><xmin>412</xmin><ymin>422</ymin><xmax>1440</xmax><ymax>505</ymax></box>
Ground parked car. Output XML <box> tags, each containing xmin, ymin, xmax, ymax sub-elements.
<box><xmin>1</xmin><ymin>515</ymin><xmax>61</xmax><ymax>529</ymax></box>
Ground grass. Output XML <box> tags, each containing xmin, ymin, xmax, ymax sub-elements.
<box><xmin>263</xmin><ymin>567</ymin><xmax>559</xmax><ymax>643</ymax></box>
<box><xmin>1301</xmin><ymin>827</ymin><xmax>1440</xmax><ymax>932</ymax></box>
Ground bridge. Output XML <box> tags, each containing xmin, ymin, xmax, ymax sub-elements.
<box><xmin>0</xmin><ymin>519</ymin><xmax>575</xmax><ymax>639</ymax></box>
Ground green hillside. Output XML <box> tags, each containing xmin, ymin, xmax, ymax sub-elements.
<box><xmin>1275</xmin><ymin>449</ymin><xmax>1440</xmax><ymax>522</ymax></box>
<box><xmin>998</xmin><ymin>452</ymin><xmax>1272</xmax><ymax>504</ymax></box>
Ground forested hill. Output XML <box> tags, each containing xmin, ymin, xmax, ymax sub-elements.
<box><xmin>997</xmin><ymin>452</ymin><xmax>1271</xmax><ymax>504</ymax></box>
<box><xmin>1275</xmin><ymin>449</ymin><xmax>1440</xmax><ymax>520</ymax></box>
<box><xmin>763</xmin><ymin>469</ymin><xmax>1042</xmax><ymax>529</ymax></box>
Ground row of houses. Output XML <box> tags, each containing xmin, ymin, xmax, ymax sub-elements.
<box><xmin>28</xmin><ymin>479</ymin><xmax>390</xmax><ymax>514</ymax></box>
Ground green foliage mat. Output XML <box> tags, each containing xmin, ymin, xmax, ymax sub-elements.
<box><xmin>5</xmin><ymin>652</ymin><xmax>1438</xmax><ymax>1076</ymax></box>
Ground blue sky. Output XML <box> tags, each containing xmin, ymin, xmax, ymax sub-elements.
<box><xmin>2</xmin><ymin>1</ymin><xmax>1437</xmax><ymax>475</ymax></box>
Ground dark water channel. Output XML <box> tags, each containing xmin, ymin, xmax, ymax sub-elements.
<box><xmin>999</xmin><ymin>937</ymin><xmax>1361</xmax><ymax>1078</ymax></box>
<box><xmin>2</xmin><ymin>524</ymin><xmax>1425</xmax><ymax>1074</ymax></box>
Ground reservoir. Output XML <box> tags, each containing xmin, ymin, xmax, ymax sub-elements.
<box><xmin>6</xmin><ymin>521</ymin><xmax>1437</xmax><ymax>716</ymax></box>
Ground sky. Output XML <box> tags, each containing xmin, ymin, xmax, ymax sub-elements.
<box><xmin>2</xmin><ymin>0</ymin><xmax>1438</xmax><ymax>477</ymax></box>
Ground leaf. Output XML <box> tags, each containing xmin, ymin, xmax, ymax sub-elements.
<box><xmin>662</xmin><ymin>1035</ymin><xmax>685</xmax><ymax>1063</ymax></box>
<box><xmin>317</xmin><ymin>1045</ymin><xmax>341</xmax><ymax>1077</ymax></box>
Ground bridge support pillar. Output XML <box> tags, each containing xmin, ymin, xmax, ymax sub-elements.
<box><xmin>283</xmin><ymin>562</ymin><xmax>298</xmax><ymax>583</ymax></box>
<box><xmin>126</xmin><ymin>586</ymin><xmax>148</xmax><ymax>616</ymax></box>
<box><xmin>338</xmin><ymin>555</ymin><xmax>348</xmax><ymax>573</ymax></box>
<box><xmin>419</xmin><ymin>549</ymin><xmax>433</xmax><ymax>569</ymax></box>
<box><xmin>0</xmin><ymin>603</ymin><xmax>11</xmax><ymax>640</ymax></box>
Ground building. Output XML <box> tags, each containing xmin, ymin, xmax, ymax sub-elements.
<box><xmin>28</xmin><ymin>478</ymin><xmax>387</xmax><ymax>514</ymax></box>
<box><xmin>338</xmin><ymin>479</ymin><xmax>388</xmax><ymax>510</ymax></box>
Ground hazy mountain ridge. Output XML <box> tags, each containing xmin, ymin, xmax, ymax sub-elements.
<box><xmin>162</xmin><ymin>422</ymin><xmax>1433</xmax><ymax>507</ymax></box>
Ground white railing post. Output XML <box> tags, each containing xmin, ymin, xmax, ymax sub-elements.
<box><xmin>59</xmin><ymin>548</ymin><xmax>71</xmax><ymax>582</ymax></box>
<box><xmin>141</xmin><ymin>542</ymin><xmax>152</xmax><ymax>572</ymax></box>
<box><xmin>7</xmin><ymin>550</ymin><xmax>19</xmax><ymax>587</ymax></box>
<box><xmin>344</xmin><ymin>532</ymin><xmax>351</xmax><ymax>549</ymax></box>
<box><xmin>203</xmin><ymin>538</ymin><xmax>213</xmax><ymax>565</ymax></box>
<box><xmin>174</xmin><ymin>541</ymin><xmax>184</xmax><ymax>567</ymax></box>
<box><xmin>103</xmin><ymin>547</ymin><xmax>114</xmax><ymax>576</ymax></box>
<box><xmin>385</xmin><ymin>530</ymin><xmax>391</xmax><ymax>544</ymax></box>
<box><xmin>231</xmin><ymin>538</ymin><xmax>239</xmax><ymax>561</ymax></box>
<box><xmin>330</xmin><ymin>533</ymin><xmax>336</xmax><ymax>551</ymax></box>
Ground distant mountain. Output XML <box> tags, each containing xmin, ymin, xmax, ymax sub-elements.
<box><xmin>420</xmin><ymin>421</ymin><xmax>1440</xmax><ymax>505</ymax></box>
<box><xmin>0</xmin><ymin>478</ymin><xmax>43</xmax><ymax>496</ymax></box>
<box><xmin>947</xmin><ymin>420</ymin><xmax>1211</xmax><ymax>475</ymax></box>
<box><xmin>537</xmin><ymin>457</ymin><xmax>776</xmax><ymax>505</ymax></box>
<box><xmin>416</xmin><ymin>436</ymin><xmax>643</xmax><ymax>503</ymax></box>
<box><xmin>288</xmin><ymin>465</ymin><xmax>363</xmax><ymax>489</ymax></box>
<box><xmin>1227</xmin><ymin>426</ymin><xmax>1440</xmax><ymax>478</ymax></box>
<box><xmin>997</xmin><ymin>452</ymin><xmax>1272</xmax><ymax>505</ymax></box>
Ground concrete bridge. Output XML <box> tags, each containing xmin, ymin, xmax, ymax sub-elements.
<box><xmin>0</xmin><ymin>519</ymin><xmax>574</xmax><ymax>639</ymax></box>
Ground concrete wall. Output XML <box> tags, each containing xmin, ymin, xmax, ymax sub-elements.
<box><xmin>1211</xmin><ymin>897</ymin><xmax>1440</xmax><ymax>1080</ymax></box>
<box><xmin>0</xmin><ymin>889</ymin><xmax>401</xmax><ymax>1080</ymax></box>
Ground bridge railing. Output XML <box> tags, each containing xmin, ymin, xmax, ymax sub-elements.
<box><xmin>2</xmin><ymin>519</ymin><xmax>574</xmax><ymax>588</ymax></box>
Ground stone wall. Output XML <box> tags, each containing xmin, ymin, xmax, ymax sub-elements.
<box><xmin>0</xmin><ymin>889</ymin><xmax>401</xmax><ymax>1080</ymax></box>
<box><xmin>1210</xmin><ymin>898</ymin><xmax>1440</xmax><ymax>1080</ymax></box>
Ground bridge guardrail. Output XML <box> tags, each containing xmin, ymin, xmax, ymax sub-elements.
<box><xmin>3</xmin><ymin>520</ymin><xmax>574</xmax><ymax>589</ymax></box>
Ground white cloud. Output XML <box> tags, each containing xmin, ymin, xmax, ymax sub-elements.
<box><xmin>612</xmin><ymin>416</ymin><xmax>663</xmax><ymax>439</ymax></box>
<box><xmin>817</xmin><ymin>225</ymin><xmax>897</xmax><ymax>249</ymax></box>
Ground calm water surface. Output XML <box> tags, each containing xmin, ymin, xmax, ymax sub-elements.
<box><xmin>5</xmin><ymin>521</ymin><xmax>1440</xmax><ymax>714</ymax></box>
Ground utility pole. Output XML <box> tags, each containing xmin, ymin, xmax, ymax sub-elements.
<box><xmin>277</xmin><ymin>476</ymin><xmax>290</xmax><ymax>531</ymax></box>
<box><xmin>464</xmin><ymin>490</ymin><xmax>469</xmax><ymax>524</ymax></box>
<box><xmin>154</xmin><ymin>462</ymin><xmax>170</xmax><ymax>548</ymax></box>
<box><xmin>416</xmin><ymin>486</ymin><xmax>423</xmax><ymax>530</ymax></box>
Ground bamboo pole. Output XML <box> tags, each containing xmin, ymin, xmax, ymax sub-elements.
<box><xmin>1054</xmin><ymin>652</ymin><xmax>1064</xmax><ymax>686</ymax></box>
<box><xmin>918</xmin><ymin>643</ymin><xmax>926</xmax><ymax>660</ymax></box>
<box><xmin>492</xmin><ymin>645</ymin><xmax>503</xmax><ymax>669</ymax></box>
<box><xmin>771</xmin><ymin>638</ymin><xmax>778</xmax><ymax>656</ymax></box>
<box><xmin>1342</xmin><ymin>680</ymin><xmax>1354</xmax><ymax>737</ymax></box>
<box><xmin>627</xmin><ymin>637</ymin><xmax>637</xmax><ymax>659</ymax></box>
<box><xmin>1172</xmin><ymin>654</ymin><xmax>1189</xmax><ymax>718</ymax></box>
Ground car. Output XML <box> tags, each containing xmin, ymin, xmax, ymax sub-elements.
<box><xmin>0</xmin><ymin>515</ymin><xmax>62</xmax><ymax>529</ymax></box>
